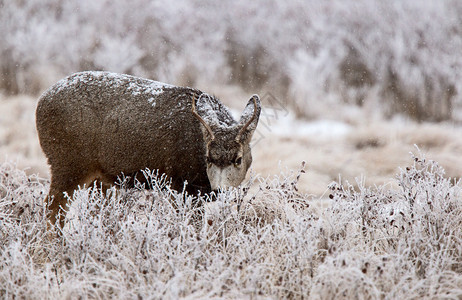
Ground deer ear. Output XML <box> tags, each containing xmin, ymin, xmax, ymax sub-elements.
<box><xmin>193</xmin><ymin>93</ymin><xmax>217</xmax><ymax>142</ymax></box>
<box><xmin>237</xmin><ymin>95</ymin><xmax>261</xmax><ymax>143</ymax></box>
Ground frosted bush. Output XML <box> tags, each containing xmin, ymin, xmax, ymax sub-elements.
<box><xmin>281</xmin><ymin>0</ymin><xmax>462</xmax><ymax>121</ymax></box>
<box><xmin>2</xmin><ymin>0</ymin><xmax>461</xmax><ymax>121</ymax></box>
<box><xmin>1</xmin><ymin>153</ymin><xmax>461</xmax><ymax>298</ymax></box>
<box><xmin>323</xmin><ymin>153</ymin><xmax>462</xmax><ymax>298</ymax></box>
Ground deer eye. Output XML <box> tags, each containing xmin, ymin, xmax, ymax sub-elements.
<box><xmin>234</xmin><ymin>156</ymin><xmax>242</xmax><ymax>167</ymax></box>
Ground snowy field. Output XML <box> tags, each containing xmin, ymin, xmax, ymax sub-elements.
<box><xmin>1</xmin><ymin>92</ymin><xmax>462</xmax><ymax>298</ymax></box>
<box><xmin>2</xmin><ymin>0</ymin><xmax>462</xmax><ymax>298</ymax></box>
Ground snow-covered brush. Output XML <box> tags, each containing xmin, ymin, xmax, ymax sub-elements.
<box><xmin>1</xmin><ymin>153</ymin><xmax>462</xmax><ymax>298</ymax></box>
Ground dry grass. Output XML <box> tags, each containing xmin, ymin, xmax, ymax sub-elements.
<box><xmin>2</xmin><ymin>93</ymin><xmax>462</xmax><ymax>198</ymax></box>
<box><xmin>252</xmin><ymin>119</ymin><xmax>462</xmax><ymax>197</ymax></box>
<box><xmin>0</xmin><ymin>95</ymin><xmax>47</xmax><ymax>176</ymax></box>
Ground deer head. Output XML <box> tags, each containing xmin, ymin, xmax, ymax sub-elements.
<box><xmin>192</xmin><ymin>94</ymin><xmax>261</xmax><ymax>191</ymax></box>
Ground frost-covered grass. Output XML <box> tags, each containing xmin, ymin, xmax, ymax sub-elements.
<box><xmin>1</xmin><ymin>153</ymin><xmax>461</xmax><ymax>299</ymax></box>
<box><xmin>1</xmin><ymin>0</ymin><xmax>461</xmax><ymax>121</ymax></box>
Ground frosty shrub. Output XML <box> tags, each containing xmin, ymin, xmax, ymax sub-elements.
<box><xmin>1</xmin><ymin>0</ymin><xmax>461</xmax><ymax>121</ymax></box>
<box><xmin>283</xmin><ymin>1</ymin><xmax>462</xmax><ymax>121</ymax></box>
<box><xmin>1</xmin><ymin>153</ymin><xmax>461</xmax><ymax>298</ymax></box>
<box><xmin>321</xmin><ymin>153</ymin><xmax>462</xmax><ymax>298</ymax></box>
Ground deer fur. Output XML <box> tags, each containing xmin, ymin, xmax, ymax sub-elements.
<box><xmin>36</xmin><ymin>71</ymin><xmax>261</xmax><ymax>227</ymax></box>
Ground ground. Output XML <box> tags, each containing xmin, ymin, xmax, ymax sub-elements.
<box><xmin>2</xmin><ymin>92</ymin><xmax>461</xmax><ymax>197</ymax></box>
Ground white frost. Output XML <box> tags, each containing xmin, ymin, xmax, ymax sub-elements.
<box><xmin>147</xmin><ymin>97</ymin><xmax>156</xmax><ymax>107</ymax></box>
<box><xmin>196</xmin><ymin>93</ymin><xmax>236</xmax><ymax>128</ymax></box>
<box><xmin>51</xmin><ymin>71</ymin><xmax>175</xmax><ymax>106</ymax></box>
<box><xmin>124</xmin><ymin>74</ymin><xmax>175</xmax><ymax>98</ymax></box>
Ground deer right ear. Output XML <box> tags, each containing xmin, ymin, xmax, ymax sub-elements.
<box><xmin>192</xmin><ymin>93</ymin><xmax>216</xmax><ymax>141</ymax></box>
<box><xmin>236</xmin><ymin>95</ymin><xmax>261</xmax><ymax>143</ymax></box>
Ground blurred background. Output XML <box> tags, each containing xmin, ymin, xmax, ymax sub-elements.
<box><xmin>1</xmin><ymin>0</ymin><xmax>462</xmax><ymax>196</ymax></box>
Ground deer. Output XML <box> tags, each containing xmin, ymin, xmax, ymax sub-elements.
<box><xmin>36</xmin><ymin>71</ymin><xmax>261</xmax><ymax>229</ymax></box>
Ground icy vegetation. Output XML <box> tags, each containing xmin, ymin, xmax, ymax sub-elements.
<box><xmin>1</xmin><ymin>1</ymin><xmax>462</xmax><ymax>298</ymax></box>
<box><xmin>1</xmin><ymin>0</ymin><xmax>462</xmax><ymax>121</ymax></box>
<box><xmin>0</xmin><ymin>153</ymin><xmax>461</xmax><ymax>298</ymax></box>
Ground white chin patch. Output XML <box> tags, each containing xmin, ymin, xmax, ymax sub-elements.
<box><xmin>208</xmin><ymin>165</ymin><xmax>241</xmax><ymax>191</ymax></box>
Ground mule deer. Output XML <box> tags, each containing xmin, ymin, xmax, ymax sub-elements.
<box><xmin>36</xmin><ymin>71</ymin><xmax>261</xmax><ymax>227</ymax></box>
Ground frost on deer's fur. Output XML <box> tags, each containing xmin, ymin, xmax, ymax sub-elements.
<box><xmin>1</xmin><ymin>154</ymin><xmax>461</xmax><ymax>298</ymax></box>
<box><xmin>51</xmin><ymin>71</ymin><xmax>174</xmax><ymax>101</ymax></box>
<box><xmin>195</xmin><ymin>94</ymin><xmax>236</xmax><ymax>129</ymax></box>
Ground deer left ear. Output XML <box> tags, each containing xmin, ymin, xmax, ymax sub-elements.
<box><xmin>192</xmin><ymin>93</ymin><xmax>216</xmax><ymax>142</ymax></box>
<box><xmin>236</xmin><ymin>95</ymin><xmax>261</xmax><ymax>143</ymax></box>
